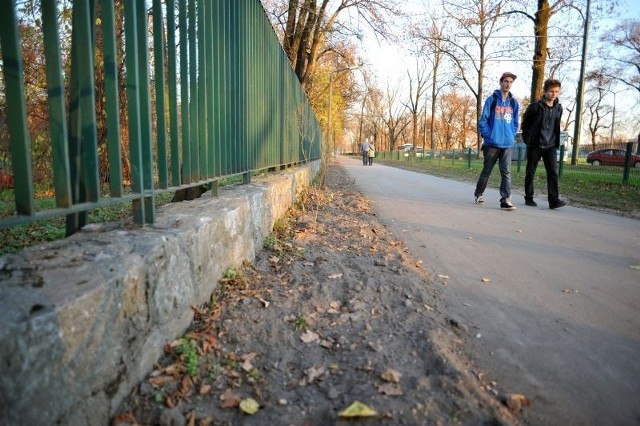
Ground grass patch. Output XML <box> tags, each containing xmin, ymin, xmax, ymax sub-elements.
<box><xmin>0</xmin><ymin>192</ymin><xmax>174</xmax><ymax>256</ymax></box>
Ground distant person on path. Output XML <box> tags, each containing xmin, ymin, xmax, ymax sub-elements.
<box><xmin>361</xmin><ymin>138</ymin><xmax>372</xmax><ymax>166</ymax></box>
<box><xmin>474</xmin><ymin>72</ymin><xmax>520</xmax><ymax>210</ymax></box>
<box><xmin>521</xmin><ymin>78</ymin><xmax>566</xmax><ymax>209</ymax></box>
<box><xmin>367</xmin><ymin>143</ymin><xmax>375</xmax><ymax>166</ymax></box>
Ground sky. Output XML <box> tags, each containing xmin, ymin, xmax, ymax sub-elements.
<box><xmin>358</xmin><ymin>0</ymin><xmax>640</xmax><ymax>140</ymax></box>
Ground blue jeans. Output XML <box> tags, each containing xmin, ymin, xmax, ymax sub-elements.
<box><xmin>475</xmin><ymin>146</ymin><xmax>512</xmax><ymax>202</ymax></box>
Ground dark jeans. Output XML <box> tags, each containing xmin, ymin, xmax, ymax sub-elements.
<box><xmin>525</xmin><ymin>145</ymin><xmax>559</xmax><ymax>203</ymax></box>
<box><xmin>362</xmin><ymin>152</ymin><xmax>368</xmax><ymax>165</ymax></box>
<box><xmin>475</xmin><ymin>146</ymin><xmax>512</xmax><ymax>202</ymax></box>
<box><xmin>368</xmin><ymin>156</ymin><xmax>373</xmax><ymax>165</ymax></box>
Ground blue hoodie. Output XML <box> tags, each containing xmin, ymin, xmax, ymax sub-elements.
<box><xmin>478</xmin><ymin>90</ymin><xmax>520</xmax><ymax>149</ymax></box>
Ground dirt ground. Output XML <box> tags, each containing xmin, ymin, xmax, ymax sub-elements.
<box><xmin>113</xmin><ymin>162</ymin><xmax>521</xmax><ymax>426</ymax></box>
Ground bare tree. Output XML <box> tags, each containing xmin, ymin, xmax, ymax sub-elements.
<box><xmin>401</xmin><ymin>57</ymin><xmax>431</xmax><ymax>150</ymax></box>
<box><xmin>381</xmin><ymin>80</ymin><xmax>411</xmax><ymax>151</ymax></box>
<box><xmin>439</xmin><ymin>0</ymin><xmax>512</xmax><ymax>151</ymax></box>
<box><xmin>436</xmin><ymin>91</ymin><xmax>475</xmax><ymax>151</ymax></box>
<box><xmin>583</xmin><ymin>72</ymin><xmax>612</xmax><ymax>149</ymax></box>
<box><xmin>261</xmin><ymin>0</ymin><xmax>403</xmax><ymax>91</ymax></box>
<box><xmin>409</xmin><ymin>14</ymin><xmax>449</xmax><ymax>151</ymax></box>
<box><xmin>599</xmin><ymin>19</ymin><xmax>640</xmax><ymax>95</ymax></box>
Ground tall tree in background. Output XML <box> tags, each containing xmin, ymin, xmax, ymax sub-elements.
<box><xmin>381</xmin><ymin>80</ymin><xmax>411</xmax><ymax>151</ymax></box>
<box><xmin>599</xmin><ymin>19</ymin><xmax>640</xmax><ymax>95</ymax></box>
<box><xmin>411</xmin><ymin>16</ymin><xmax>451</xmax><ymax>151</ymax></box>
<box><xmin>261</xmin><ymin>0</ymin><xmax>402</xmax><ymax>91</ymax></box>
<box><xmin>440</xmin><ymin>0</ymin><xmax>508</xmax><ymax>151</ymax></box>
<box><xmin>506</xmin><ymin>0</ymin><xmax>618</xmax><ymax>100</ymax></box>
<box><xmin>402</xmin><ymin>58</ymin><xmax>430</xmax><ymax>150</ymax></box>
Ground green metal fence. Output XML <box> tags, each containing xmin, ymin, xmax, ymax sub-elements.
<box><xmin>378</xmin><ymin>144</ymin><xmax>640</xmax><ymax>186</ymax></box>
<box><xmin>0</xmin><ymin>0</ymin><xmax>321</xmax><ymax>234</ymax></box>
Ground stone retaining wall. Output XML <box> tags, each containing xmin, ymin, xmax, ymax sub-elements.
<box><xmin>0</xmin><ymin>161</ymin><xmax>320</xmax><ymax>425</ymax></box>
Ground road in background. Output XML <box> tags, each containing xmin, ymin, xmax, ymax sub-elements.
<box><xmin>338</xmin><ymin>156</ymin><xmax>640</xmax><ymax>425</ymax></box>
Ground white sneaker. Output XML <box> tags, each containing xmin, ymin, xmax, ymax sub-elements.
<box><xmin>475</xmin><ymin>195</ymin><xmax>484</xmax><ymax>205</ymax></box>
<box><xmin>500</xmin><ymin>198</ymin><xmax>516</xmax><ymax>211</ymax></box>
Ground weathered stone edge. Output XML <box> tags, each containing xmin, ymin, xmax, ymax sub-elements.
<box><xmin>0</xmin><ymin>160</ymin><xmax>320</xmax><ymax>426</ymax></box>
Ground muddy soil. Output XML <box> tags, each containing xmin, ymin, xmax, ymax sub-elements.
<box><xmin>113</xmin><ymin>162</ymin><xmax>519</xmax><ymax>426</ymax></box>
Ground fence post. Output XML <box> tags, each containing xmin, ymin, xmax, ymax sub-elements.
<box><xmin>623</xmin><ymin>142</ymin><xmax>633</xmax><ymax>184</ymax></box>
<box><xmin>467</xmin><ymin>148</ymin><xmax>472</xmax><ymax>168</ymax></box>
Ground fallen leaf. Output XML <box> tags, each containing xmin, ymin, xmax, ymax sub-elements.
<box><xmin>300</xmin><ymin>330</ymin><xmax>320</xmax><ymax>343</ymax></box>
<box><xmin>305</xmin><ymin>365</ymin><xmax>325</xmax><ymax>383</ymax></box>
<box><xmin>328</xmin><ymin>273</ymin><xmax>343</xmax><ymax>279</ymax></box>
<box><xmin>481</xmin><ymin>277</ymin><xmax>491</xmax><ymax>283</ymax></box>
<box><xmin>376</xmin><ymin>382</ymin><xmax>404</xmax><ymax>396</ymax></box>
<box><xmin>268</xmin><ymin>256</ymin><xmax>279</xmax><ymax>264</ymax></box>
<box><xmin>239</xmin><ymin>398</ymin><xmax>260</xmax><ymax>415</ymax></box>
<box><xmin>241</xmin><ymin>352</ymin><xmax>257</xmax><ymax>362</ymax></box>
<box><xmin>380</xmin><ymin>369</ymin><xmax>402</xmax><ymax>383</ymax></box>
<box><xmin>302</xmin><ymin>261</ymin><xmax>314</xmax><ymax>267</ymax></box>
<box><xmin>148</xmin><ymin>375</ymin><xmax>174</xmax><ymax>387</ymax></box>
<box><xmin>437</xmin><ymin>274</ymin><xmax>449</xmax><ymax>280</ymax></box>
<box><xmin>503</xmin><ymin>393</ymin><xmax>531</xmax><ymax>412</ymax></box>
<box><xmin>320</xmin><ymin>339</ymin><xmax>333</xmax><ymax>349</ymax></box>
<box><xmin>219</xmin><ymin>389</ymin><xmax>242</xmax><ymax>409</ymax></box>
<box><xmin>187</xmin><ymin>411</ymin><xmax>196</xmax><ymax>426</ymax></box>
<box><xmin>630</xmin><ymin>265</ymin><xmax>640</xmax><ymax>270</ymax></box>
<box><xmin>199</xmin><ymin>384</ymin><xmax>211</xmax><ymax>395</ymax></box>
<box><xmin>338</xmin><ymin>401</ymin><xmax>378</xmax><ymax>418</ymax></box>
<box><xmin>165</xmin><ymin>395</ymin><xmax>175</xmax><ymax>409</ymax></box>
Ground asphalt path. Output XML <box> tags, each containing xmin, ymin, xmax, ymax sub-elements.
<box><xmin>338</xmin><ymin>156</ymin><xmax>640</xmax><ymax>426</ymax></box>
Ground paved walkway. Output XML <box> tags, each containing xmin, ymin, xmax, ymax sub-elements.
<box><xmin>339</xmin><ymin>156</ymin><xmax>640</xmax><ymax>426</ymax></box>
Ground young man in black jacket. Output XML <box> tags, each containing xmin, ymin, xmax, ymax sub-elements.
<box><xmin>521</xmin><ymin>78</ymin><xmax>566</xmax><ymax>209</ymax></box>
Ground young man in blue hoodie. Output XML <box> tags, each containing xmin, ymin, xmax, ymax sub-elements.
<box><xmin>474</xmin><ymin>72</ymin><xmax>520</xmax><ymax>210</ymax></box>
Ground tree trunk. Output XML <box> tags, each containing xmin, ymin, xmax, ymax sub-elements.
<box><xmin>531</xmin><ymin>0</ymin><xmax>550</xmax><ymax>101</ymax></box>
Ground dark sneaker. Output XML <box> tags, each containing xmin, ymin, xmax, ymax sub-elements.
<box><xmin>500</xmin><ymin>198</ymin><xmax>516</xmax><ymax>211</ymax></box>
<box><xmin>475</xmin><ymin>195</ymin><xmax>484</xmax><ymax>205</ymax></box>
<box><xmin>549</xmin><ymin>200</ymin><xmax>566</xmax><ymax>209</ymax></box>
<box><xmin>525</xmin><ymin>198</ymin><xmax>537</xmax><ymax>207</ymax></box>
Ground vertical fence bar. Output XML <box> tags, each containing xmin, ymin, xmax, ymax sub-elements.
<box><xmin>211</xmin><ymin>1</ymin><xmax>222</xmax><ymax>179</ymax></box>
<box><xmin>123</xmin><ymin>1</ymin><xmax>146</xmax><ymax>224</ymax></box>
<box><xmin>197</xmin><ymin>0</ymin><xmax>208</xmax><ymax>181</ymax></box>
<box><xmin>205</xmin><ymin>0</ymin><xmax>215</xmax><ymax>179</ymax></box>
<box><xmin>136</xmin><ymin>1</ymin><xmax>155</xmax><ymax>223</ymax></box>
<box><xmin>179</xmin><ymin>0</ymin><xmax>190</xmax><ymax>184</ymax></box>
<box><xmin>41</xmin><ymin>0</ymin><xmax>72</xmax><ymax>206</ymax></box>
<box><xmin>78</xmin><ymin>1</ymin><xmax>100</xmax><ymax>203</ymax></box>
<box><xmin>223</xmin><ymin>1</ymin><xmax>231</xmax><ymax>176</ymax></box>
<box><xmin>228</xmin><ymin>1</ymin><xmax>244</xmax><ymax>173</ymax></box>
<box><xmin>153</xmin><ymin>0</ymin><xmax>168</xmax><ymax>189</ymax></box>
<box><xmin>66</xmin><ymin>0</ymin><xmax>100</xmax><ymax>235</ymax></box>
<box><xmin>0</xmin><ymin>0</ymin><xmax>35</xmax><ymax>216</ymax></box>
<box><xmin>100</xmin><ymin>0</ymin><xmax>123</xmax><ymax>197</ymax></box>
<box><xmin>166</xmin><ymin>0</ymin><xmax>181</xmax><ymax>187</ymax></box>
<box><xmin>188</xmin><ymin>0</ymin><xmax>199</xmax><ymax>182</ymax></box>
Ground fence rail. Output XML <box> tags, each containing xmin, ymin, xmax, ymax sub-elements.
<box><xmin>0</xmin><ymin>0</ymin><xmax>322</xmax><ymax>233</ymax></box>
<box><xmin>378</xmin><ymin>143</ymin><xmax>640</xmax><ymax>186</ymax></box>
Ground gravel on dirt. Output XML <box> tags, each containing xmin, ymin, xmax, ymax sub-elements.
<box><xmin>113</xmin><ymin>162</ymin><xmax>519</xmax><ymax>426</ymax></box>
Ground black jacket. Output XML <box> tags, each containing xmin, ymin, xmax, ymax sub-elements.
<box><xmin>521</xmin><ymin>98</ymin><xmax>563</xmax><ymax>148</ymax></box>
